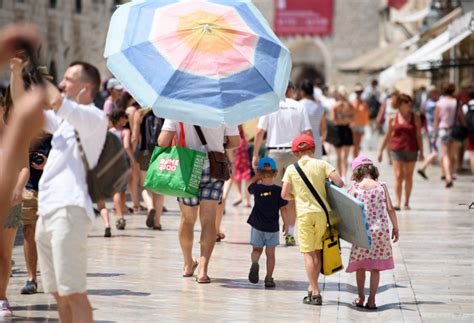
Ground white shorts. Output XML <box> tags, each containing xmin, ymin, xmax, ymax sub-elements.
<box><xmin>267</xmin><ymin>150</ymin><xmax>297</xmax><ymax>186</ymax></box>
<box><xmin>36</xmin><ymin>206</ymin><xmax>91</xmax><ymax>296</ymax></box>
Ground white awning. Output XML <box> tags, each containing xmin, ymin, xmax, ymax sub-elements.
<box><xmin>379</xmin><ymin>31</ymin><xmax>449</xmax><ymax>87</ymax></box>
<box><xmin>414</xmin><ymin>29</ymin><xmax>472</xmax><ymax>70</ymax></box>
<box><xmin>379</xmin><ymin>11</ymin><xmax>474</xmax><ymax>87</ymax></box>
<box><xmin>391</xmin><ymin>7</ymin><xmax>430</xmax><ymax>24</ymax></box>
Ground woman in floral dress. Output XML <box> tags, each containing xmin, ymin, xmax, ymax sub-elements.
<box><xmin>346</xmin><ymin>156</ymin><xmax>399</xmax><ymax>310</ymax></box>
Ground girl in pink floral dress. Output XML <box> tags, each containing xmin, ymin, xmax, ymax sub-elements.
<box><xmin>347</xmin><ymin>156</ymin><xmax>399</xmax><ymax>310</ymax></box>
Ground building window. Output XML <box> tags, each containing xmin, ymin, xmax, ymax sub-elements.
<box><xmin>76</xmin><ymin>0</ymin><xmax>82</xmax><ymax>14</ymax></box>
<box><xmin>49</xmin><ymin>0</ymin><xmax>57</xmax><ymax>9</ymax></box>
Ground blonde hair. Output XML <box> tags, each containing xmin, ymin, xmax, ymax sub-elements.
<box><xmin>336</xmin><ymin>86</ymin><xmax>348</xmax><ymax>101</ymax></box>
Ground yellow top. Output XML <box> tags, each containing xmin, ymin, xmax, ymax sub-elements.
<box><xmin>282</xmin><ymin>158</ymin><xmax>335</xmax><ymax>216</ymax></box>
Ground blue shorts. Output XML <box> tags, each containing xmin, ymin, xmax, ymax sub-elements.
<box><xmin>250</xmin><ymin>227</ymin><xmax>279</xmax><ymax>248</ymax></box>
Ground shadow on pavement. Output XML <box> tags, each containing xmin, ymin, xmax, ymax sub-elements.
<box><xmin>9</xmin><ymin>317</ymin><xmax>59</xmax><ymax>322</ymax></box>
<box><xmin>87</xmin><ymin>272</ymin><xmax>125</xmax><ymax>278</ymax></box>
<box><xmin>214</xmin><ymin>278</ymin><xmax>309</xmax><ymax>290</ymax></box>
<box><xmin>87</xmin><ymin>289</ymin><xmax>150</xmax><ymax>297</ymax></box>
<box><xmin>12</xmin><ymin>304</ymin><xmax>58</xmax><ymax>312</ymax></box>
<box><xmin>325</xmin><ymin>300</ymin><xmax>445</xmax><ymax>312</ymax></box>
<box><xmin>215</xmin><ymin>278</ymin><xmax>406</xmax><ymax>294</ymax></box>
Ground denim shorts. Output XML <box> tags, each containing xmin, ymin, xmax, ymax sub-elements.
<box><xmin>250</xmin><ymin>227</ymin><xmax>279</xmax><ymax>248</ymax></box>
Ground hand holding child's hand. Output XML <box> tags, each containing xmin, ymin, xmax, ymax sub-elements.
<box><xmin>391</xmin><ymin>228</ymin><xmax>399</xmax><ymax>243</ymax></box>
<box><xmin>282</xmin><ymin>223</ymin><xmax>288</xmax><ymax>236</ymax></box>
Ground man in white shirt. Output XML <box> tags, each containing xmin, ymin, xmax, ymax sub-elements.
<box><xmin>36</xmin><ymin>61</ymin><xmax>108</xmax><ymax>323</ymax></box>
<box><xmin>159</xmin><ymin>122</ymin><xmax>240</xmax><ymax>283</ymax></box>
<box><xmin>252</xmin><ymin>82</ymin><xmax>312</xmax><ymax>246</ymax></box>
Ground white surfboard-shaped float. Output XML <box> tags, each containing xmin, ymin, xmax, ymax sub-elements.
<box><xmin>325</xmin><ymin>181</ymin><xmax>372</xmax><ymax>250</ymax></box>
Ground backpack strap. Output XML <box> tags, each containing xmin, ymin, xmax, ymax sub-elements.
<box><xmin>293</xmin><ymin>162</ymin><xmax>333</xmax><ymax>234</ymax></box>
<box><xmin>74</xmin><ymin>130</ymin><xmax>90</xmax><ymax>172</ymax></box>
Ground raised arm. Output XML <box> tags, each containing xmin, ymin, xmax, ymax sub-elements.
<box><xmin>9</xmin><ymin>57</ymin><xmax>27</xmax><ymax>103</ymax></box>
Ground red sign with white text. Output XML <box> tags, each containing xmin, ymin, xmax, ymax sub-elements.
<box><xmin>274</xmin><ymin>0</ymin><xmax>334</xmax><ymax>36</ymax></box>
<box><xmin>388</xmin><ymin>0</ymin><xmax>409</xmax><ymax>10</ymax></box>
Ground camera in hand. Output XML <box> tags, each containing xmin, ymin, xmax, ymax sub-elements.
<box><xmin>30</xmin><ymin>152</ymin><xmax>44</xmax><ymax>165</ymax></box>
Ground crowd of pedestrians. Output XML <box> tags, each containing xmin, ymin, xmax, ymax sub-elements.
<box><xmin>0</xmin><ymin>24</ymin><xmax>472</xmax><ymax>321</ymax></box>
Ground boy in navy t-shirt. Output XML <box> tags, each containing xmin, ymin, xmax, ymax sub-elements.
<box><xmin>247</xmin><ymin>157</ymin><xmax>288</xmax><ymax>288</ymax></box>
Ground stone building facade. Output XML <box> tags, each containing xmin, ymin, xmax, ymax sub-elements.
<box><xmin>0</xmin><ymin>0</ymin><xmax>122</xmax><ymax>83</ymax></box>
<box><xmin>1</xmin><ymin>0</ymin><xmax>385</xmax><ymax>88</ymax></box>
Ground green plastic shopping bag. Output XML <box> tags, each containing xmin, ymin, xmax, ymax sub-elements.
<box><xmin>144</xmin><ymin>146</ymin><xmax>206</xmax><ymax>198</ymax></box>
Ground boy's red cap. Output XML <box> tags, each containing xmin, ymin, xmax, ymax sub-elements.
<box><xmin>292</xmin><ymin>135</ymin><xmax>315</xmax><ymax>152</ymax></box>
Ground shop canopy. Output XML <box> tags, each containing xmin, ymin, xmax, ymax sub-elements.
<box><xmin>379</xmin><ymin>11</ymin><xmax>473</xmax><ymax>87</ymax></box>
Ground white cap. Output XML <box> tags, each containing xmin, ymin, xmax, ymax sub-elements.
<box><xmin>107</xmin><ymin>78</ymin><xmax>123</xmax><ymax>91</ymax></box>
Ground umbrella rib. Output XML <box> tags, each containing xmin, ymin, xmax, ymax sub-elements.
<box><xmin>214</xmin><ymin>32</ymin><xmax>279</xmax><ymax>96</ymax></box>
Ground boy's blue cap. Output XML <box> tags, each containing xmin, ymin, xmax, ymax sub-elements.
<box><xmin>258</xmin><ymin>157</ymin><xmax>277</xmax><ymax>171</ymax></box>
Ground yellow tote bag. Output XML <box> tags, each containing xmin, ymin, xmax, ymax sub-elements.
<box><xmin>321</xmin><ymin>229</ymin><xmax>343</xmax><ymax>275</ymax></box>
<box><xmin>294</xmin><ymin>162</ymin><xmax>343</xmax><ymax>276</ymax></box>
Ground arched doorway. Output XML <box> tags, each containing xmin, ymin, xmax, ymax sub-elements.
<box><xmin>284</xmin><ymin>36</ymin><xmax>331</xmax><ymax>86</ymax></box>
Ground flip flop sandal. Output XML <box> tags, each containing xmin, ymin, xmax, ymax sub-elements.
<box><xmin>195</xmin><ymin>276</ymin><xmax>211</xmax><ymax>284</ymax></box>
<box><xmin>352</xmin><ymin>298</ymin><xmax>365</xmax><ymax>308</ymax></box>
<box><xmin>182</xmin><ymin>261</ymin><xmax>199</xmax><ymax>277</ymax></box>
<box><xmin>365</xmin><ymin>303</ymin><xmax>378</xmax><ymax>310</ymax></box>
<box><xmin>232</xmin><ymin>199</ymin><xmax>242</xmax><ymax>206</ymax></box>
<box><xmin>146</xmin><ymin>209</ymin><xmax>156</xmax><ymax>228</ymax></box>
<box><xmin>153</xmin><ymin>224</ymin><xmax>162</xmax><ymax>231</ymax></box>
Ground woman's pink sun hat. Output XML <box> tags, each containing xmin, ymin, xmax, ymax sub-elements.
<box><xmin>352</xmin><ymin>156</ymin><xmax>373</xmax><ymax>171</ymax></box>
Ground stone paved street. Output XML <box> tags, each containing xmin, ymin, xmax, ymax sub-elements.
<box><xmin>6</xmin><ymin>145</ymin><xmax>474</xmax><ymax>322</ymax></box>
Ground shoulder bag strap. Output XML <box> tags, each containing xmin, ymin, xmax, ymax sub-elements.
<box><xmin>178</xmin><ymin>122</ymin><xmax>186</xmax><ymax>147</ymax></box>
<box><xmin>74</xmin><ymin>130</ymin><xmax>90</xmax><ymax>171</ymax></box>
<box><xmin>293</xmin><ymin>162</ymin><xmax>332</xmax><ymax>233</ymax></box>
<box><xmin>194</xmin><ymin>125</ymin><xmax>209</xmax><ymax>151</ymax></box>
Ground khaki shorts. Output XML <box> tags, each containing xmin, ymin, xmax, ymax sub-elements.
<box><xmin>22</xmin><ymin>189</ymin><xmax>39</xmax><ymax>226</ymax></box>
<box><xmin>267</xmin><ymin>150</ymin><xmax>297</xmax><ymax>186</ymax></box>
<box><xmin>36</xmin><ymin>206</ymin><xmax>91</xmax><ymax>296</ymax></box>
<box><xmin>297</xmin><ymin>212</ymin><xmax>327</xmax><ymax>253</ymax></box>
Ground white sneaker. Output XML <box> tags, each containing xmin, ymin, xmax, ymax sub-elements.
<box><xmin>0</xmin><ymin>299</ymin><xmax>12</xmax><ymax>317</ymax></box>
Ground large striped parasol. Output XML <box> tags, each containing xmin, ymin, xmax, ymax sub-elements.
<box><xmin>104</xmin><ymin>0</ymin><xmax>291</xmax><ymax>128</ymax></box>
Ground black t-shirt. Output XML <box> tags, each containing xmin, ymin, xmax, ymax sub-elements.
<box><xmin>247</xmin><ymin>183</ymin><xmax>288</xmax><ymax>233</ymax></box>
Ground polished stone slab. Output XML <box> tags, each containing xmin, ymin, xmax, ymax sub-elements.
<box><xmin>6</xmin><ymin>144</ymin><xmax>474</xmax><ymax>322</ymax></box>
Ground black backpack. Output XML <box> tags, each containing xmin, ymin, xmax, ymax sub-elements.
<box><xmin>143</xmin><ymin>112</ymin><xmax>164</xmax><ymax>152</ymax></box>
<box><xmin>465</xmin><ymin>103</ymin><xmax>474</xmax><ymax>134</ymax></box>
<box><xmin>75</xmin><ymin>130</ymin><xmax>130</xmax><ymax>203</ymax></box>
<box><xmin>367</xmin><ymin>94</ymin><xmax>381</xmax><ymax>120</ymax></box>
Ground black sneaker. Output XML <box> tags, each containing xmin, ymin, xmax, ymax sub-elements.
<box><xmin>248</xmin><ymin>263</ymin><xmax>259</xmax><ymax>284</ymax></box>
<box><xmin>115</xmin><ymin>218</ymin><xmax>126</xmax><ymax>230</ymax></box>
<box><xmin>21</xmin><ymin>280</ymin><xmax>37</xmax><ymax>295</ymax></box>
<box><xmin>104</xmin><ymin>227</ymin><xmax>112</xmax><ymax>238</ymax></box>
